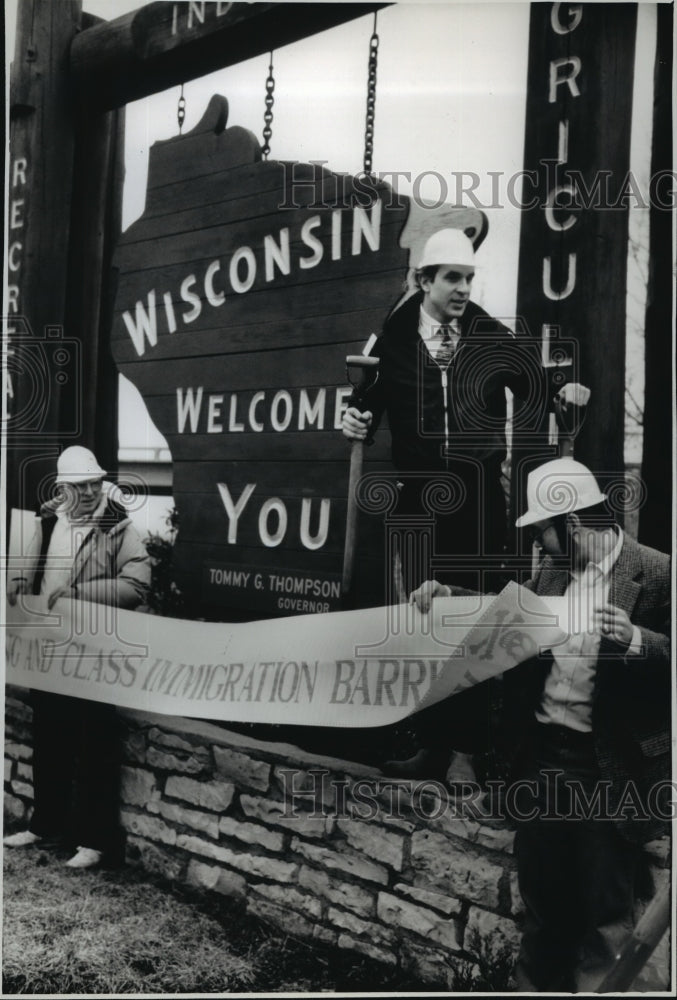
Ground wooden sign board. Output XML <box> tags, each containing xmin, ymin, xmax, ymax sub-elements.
<box><xmin>514</xmin><ymin>3</ymin><xmax>638</xmax><ymax>484</ymax></box>
<box><xmin>111</xmin><ymin>95</ymin><xmax>485</xmax><ymax>619</ymax></box>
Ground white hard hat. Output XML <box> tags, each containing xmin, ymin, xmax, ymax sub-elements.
<box><xmin>417</xmin><ymin>228</ymin><xmax>476</xmax><ymax>269</ymax></box>
<box><xmin>55</xmin><ymin>446</ymin><xmax>106</xmax><ymax>484</ymax></box>
<box><xmin>515</xmin><ymin>458</ymin><xmax>607</xmax><ymax>528</ymax></box>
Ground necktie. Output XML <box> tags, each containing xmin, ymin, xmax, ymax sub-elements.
<box><xmin>435</xmin><ymin>324</ymin><xmax>455</xmax><ymax>367</ymax></box>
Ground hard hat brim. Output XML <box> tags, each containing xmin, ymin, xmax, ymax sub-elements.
<box><xmin>515</xmin><ymin>492</ymin><xmax>607</xmax><ymax>529</ymax></box>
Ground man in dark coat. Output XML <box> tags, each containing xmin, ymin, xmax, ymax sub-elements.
<box><xmin>342</xmin><ymin>228</ymin><xmax>588</xmax><ymax>785</ymax></box>
<box><xmin>412</xmin><ymin>457</ymin><xmax>671</xmax><ymax>991</ymax></box>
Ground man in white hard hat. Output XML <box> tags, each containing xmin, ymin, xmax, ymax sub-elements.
<box><xmin>411</xmin><ymin>457</ymin><xmax>671</xmax><ymax>991</ymax></box>
<box><xmin>342</xmin><ymin>228</ymin><xmax>589</xmax><ymax>786</ymax></box>
<box><xmin>5</xmin><ymin>446</ymin><xmax>151</xmax><ymax>869</ymax></box>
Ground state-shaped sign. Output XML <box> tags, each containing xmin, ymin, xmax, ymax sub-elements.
<box><xmin>111</xmin><ymin>95</ymin><xmax>485</xmax><ymax>618</ymax></box>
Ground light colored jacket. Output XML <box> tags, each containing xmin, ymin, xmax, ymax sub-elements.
<box><xmin>14</xmin><ymin>483</ymin><xmax>151</xmax><ymax>610</ymax></box>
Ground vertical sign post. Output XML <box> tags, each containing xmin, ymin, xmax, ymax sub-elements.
<box><xmin>6</xmin><ymin>0</ymin><xmax>83</xmax><ymax>512</ymax></box>
<box><xmin>514</xmin><ymin>2</ymin><xmax>638</xmax><ymax>510</ymax></box>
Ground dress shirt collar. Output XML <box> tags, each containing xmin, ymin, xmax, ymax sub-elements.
<box><xmin>418</xmin><ymin>305</ymin><xmax>460</xmax><ymax>342</ymax></box>
<box><xmin>571</xmin><ymin>526</ymin><xmax>623</xmax><ymax>583</ymax></box>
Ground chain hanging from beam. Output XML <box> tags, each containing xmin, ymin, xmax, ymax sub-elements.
<box><xmin>363</xmin><ymin>13</ymin><xmax>380</xmax><ymax>176</ymax></box>
<box><xmin>262</xmin><ymin>52</ymin><xmax>276</xmax><ymax>160</ymax></box>
<box><xmin>177</xmin><ymin>83</ymin><xmax>186</xmax><ymax>134</ymax></box>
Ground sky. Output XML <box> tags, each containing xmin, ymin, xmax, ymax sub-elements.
<box><xmin>5</xmin><ymin>1</ymin><xmax>657</xmax><ymax>467</ymax></box>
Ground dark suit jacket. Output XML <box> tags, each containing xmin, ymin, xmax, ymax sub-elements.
<box><xmin>502</xmin><ymin>534</ymin><xmax>671</xmax><ymax>843</ymax></box>
<box><xmin>356</xmin><ymin>291</ymin><xmax>546</xmax><ymax>474</ymax></box>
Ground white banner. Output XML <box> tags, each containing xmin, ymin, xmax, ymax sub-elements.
<box><xmin>5</xmin><ymin>583</ymin><xmax>566</xmax><ymax>728</ymax></box>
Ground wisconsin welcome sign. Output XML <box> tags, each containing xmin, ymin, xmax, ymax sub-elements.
<box><xmin>111</xmin><ymin>96</ymin><xmax>485</xmax><ymax>618</ymax></box>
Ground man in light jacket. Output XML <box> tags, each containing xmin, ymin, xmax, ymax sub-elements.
<box><xmin>5</xmin><ymin>446</ymin><xmax>151</xmax><ymax>868</ymax></box>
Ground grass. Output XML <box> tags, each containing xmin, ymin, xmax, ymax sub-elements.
<box><xmin>2</xmin><ymin>838</ymin><xmax>428</xmax><ymax>995</ymax></box>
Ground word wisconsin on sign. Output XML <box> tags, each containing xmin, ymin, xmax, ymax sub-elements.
<box><xmin>111</xmin><ymin>95</ymin><xmax>485</xmax><ymax>618</ymax></box>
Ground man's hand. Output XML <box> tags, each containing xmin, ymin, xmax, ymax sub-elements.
<box><xmin>594</xmin><ymin>602</ymin><xmax>634</xmax><ymax>650</ymax></box>
<box><xmin>554</xmin><ymin>382</ymin><xmax>590</xmax><ymax>430</ymax></box>
<box><xmin>409</xmin><ymin>579</ymin><xmax>451</xmax><ymax>614</ymax></box>
<box><xmin>47</xmin><ymin>585</ymin><xmax>78</xmax><ymax>610</ymax></box>
<box><xmin>7</xmin><ymin>579</ymin><xmax>28</xmax><ymax>607</ymax></box>
<box><xmin>342</xmin><ymin>406</ymin><xmax>373</xmax><ymax>441</ymax></box>
<box><xmin>556</xmin><ymin>382</ymin><xmax>590</xmax><ymax>410</ymax></box>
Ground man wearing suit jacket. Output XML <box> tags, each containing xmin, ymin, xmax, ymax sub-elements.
<box><xmin>411</xmin><ymin>457</ymin><xmax>671</xmax><ymax>992</ymax></box>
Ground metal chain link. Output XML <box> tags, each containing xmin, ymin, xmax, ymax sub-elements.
<box><xmin>363</xmin><ymin>14</ymin><xmax>379</xmax><ymax>176</ymax></box>
<box><xmin>177</xmin><ymin>84</ymin><xmax>186</xmax><ymax>134</ymax></box>
<box><xmin>262</xmin><ymin>53</ymin><xmax>275</xmax><ymax>160</ymax></box>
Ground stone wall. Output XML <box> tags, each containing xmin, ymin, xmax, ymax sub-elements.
<box><xmin>4</xmin><ymin>687</ymin><xmax>671</xmax><ymax>989</ymax></box>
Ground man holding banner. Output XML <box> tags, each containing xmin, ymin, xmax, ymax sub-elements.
<box><xmin>342</xmin><ymin>228</ymin><xmax>589</xmax><ymax>787</ymax></box>
<box><xmin>4</xmin><ymin>446</ymin><xmax>151</xmax><ymax>869</ymax></box>
<box><xmin>411</xmin><ymin>457</ymin><xmax>671</xmax><ymax>992</ymax></box>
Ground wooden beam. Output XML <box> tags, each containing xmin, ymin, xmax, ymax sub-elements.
<box><xmin>7</xmin><ymin>0</ymin><xmax>82</xmax><ymax>512</ymax></box>
<box><xmin>71</xmin><ymin>1</ymin><xmax>390</xmax><ymax>111</ymax></box>
<box><xmin>638</xmin><ymin>3</ymin><xmax>673</xmax><ymax>551</ymax></box>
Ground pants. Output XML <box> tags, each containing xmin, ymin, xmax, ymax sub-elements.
<box><xmin>394</xmin><ymin>464</ymin><xmax>509</xmax><ymax>595</ymax></box>
<box><xmin>391</xmin><ymin>466</ymin><xmax>507</xmax><ymax>759</ymax></box>
<box><xmin>513</xmin><ymin>723</ymin><xmax>643</xmax><ymax>993</ymax></box>
<box><xmin>29</xmin><ymin>691</ymin><xmax>122</xmax><ymax>859</ymax></box>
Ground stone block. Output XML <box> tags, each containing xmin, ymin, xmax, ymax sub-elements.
<box><xmin>120</xmin><ymin>809</ymin><xmax>177</xmax><ymax>846</ymax></box>
<box><xmin>126</xmin><ymin>834</ymin><xmax>183</xmax><ymax>880</ymax></box>
<box><xmin>393</xmin><ymin>883</ymin><xmax>462</xmax><ymax>916</ymax></box>
<box><xmin>298</xmin><ymin>865</ymin><xmax>375</xmax><ymax>918</ymax></box>
<box><xmin>177</xmin><ymin>834</ymin><xmax>298</xmax><ymax>882</ymax></box>
<box><xmin>411</xmin><ymin>830</ymin><xmax>503</xmax><ymax>908</ymax></box>
<box><xmin>4</xmin><ymin>742</ymin><xmax>32</xmax><ymax>762</ymax></box>
<box><xmin>123</xmin><ymin>730</ymin><xmax>147</xmax><ymax>764</ymax></box>
<box><xmin>347</xmin><ymin>803</ymin><xmax>416</xmax><ymax>834</ymax></box>
<box><xmin>5</xmin><ymin>696</ymin><xmax>33</xmax><ymax>722</ymax></box>
<box><xmin>247</xmin><ymin>896</ymin><xmax>315</xmax><ymax>940</ymax></box>
<box><xmin>313</xmin><ymin>925</ymin><xmax>338</xmax><ymax>947</ymax></box>
<box><xmin>400</xmin><ymin>938</ymin><xmax>457</xmax><ymax>989</ymax></box>
<box><xmin>240</xmin><ymin>794</ymin><xmax>334</xmax><ymax>838</ymax></box>
<box><xmin>157</xmin><ymin>801</ymin><xmax>219</xmax><ymax>839</ymax></box>
<box><xmin>250</xmin><ymin>881</ymin><xmax>322</xmax><ymax>919</ymax></box>
<box><xmin>337</xmin><ymin>933</ymin><xmax>397</xmax><ymax>966</ymax></box>
<box><xmin>165</xmin><ymin>775</ymin><xmax>234</xmax><ymax>812</ymax></box>
<box><xmin>186</xmin><ymin>859</ymin><xmax>247</xmax><ymax>900</ymax></box>
<box><xmin>149</xmin><ymin>727</ymin><xmax>210</xmax><ymax>759</ymax></box>
<box><xmin>17</xmin><ymin>763</ymin><xmax>33</xmax><ymax>783</ymax></box>
<box><xmin>4</xmin><ymin>721</ymin><xmax>33</xmax><ymax>744</ymax></box>
<box><xmin>475</xmin><ymin>826</ymin><xmax>515</xmax><ymax>854</ymax></box>
<box><xmin>213</xmin><ymin>746</ymin><xmax>271</xmax><ymax>792</ymax></box>
<box><xmin>509</xmin><ymin>871</ymin><xmax>525</xmax><ymax>916</ymax></box>
<box><xmin>337</xmin><ymin>817</ymin><xmax>405</xmax><ymax>871</ymax></box>
<box><xmin>120</xmin><ymin>766</ymin><xmax>156</xmax><ymax>807</ymax></box>
<box><xmin>431</xmin><ymin>810</ymin><xmax>514</xmax><ymax>853</ymax></box>
<box><xmin>464</xmin><ymin>907</ymin><xmax>520</xmax><ymax>955</ymax></box>
<box><xmin>218</xmin><ymin>816</ymin><xmax>284</xmax><ymax>852</ymax></box>
<box><xmin>147</xmin><ymin>746</ymin><xmax>207</xmax><ymax>775</ymax></box>
<box><xmin>326</xmin><ymin>906</ymin><xmax>395</xmax><ymax>946</ymax></box>
<box><xmin>3</xmin><ymin>793</ymin><xmax>28</xmax><ymax>824</ymax></box>
<box><xmin>4</xmin><ymin>758</ymin><xmax>13</xmax><ymax>784</ymax></box>
<box><xmin>290</xmin><ymin>836</ymin><xmax>388</xmax><ymax>885</ymax></box>
<box><xmin>377</xmin><ymin>892</ymin><xmax>461</xmax><ymax>952</ymax></box>
<box><xmin>11</xmin><ymin>780</ymin><xmax>33</xmax><ymax>800</ymax></box>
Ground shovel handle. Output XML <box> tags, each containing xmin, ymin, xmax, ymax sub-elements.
<box><xmin>342</xmin><ymin>439</ymin><xmax>364</xmax><ymax>593</ymax></box>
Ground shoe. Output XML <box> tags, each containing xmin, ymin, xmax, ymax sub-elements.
<box><xmin>65</xmin><ymin>846</ymin><xmax>103</xmax><ymax>869</ymax></box>
<box><xmin>445</xmin><ymin>751</ymin><xmax>481</xmax><ymax>798</ymax></box>
<box><xmin>384</xmin><ymin>748</ymin><xmax>450</xmax><ymax>781</ymax></box>
<box><xmin>3</xmin><ymin>830</ymin><xmax>42</xmax><ymax>847</ymax></box>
